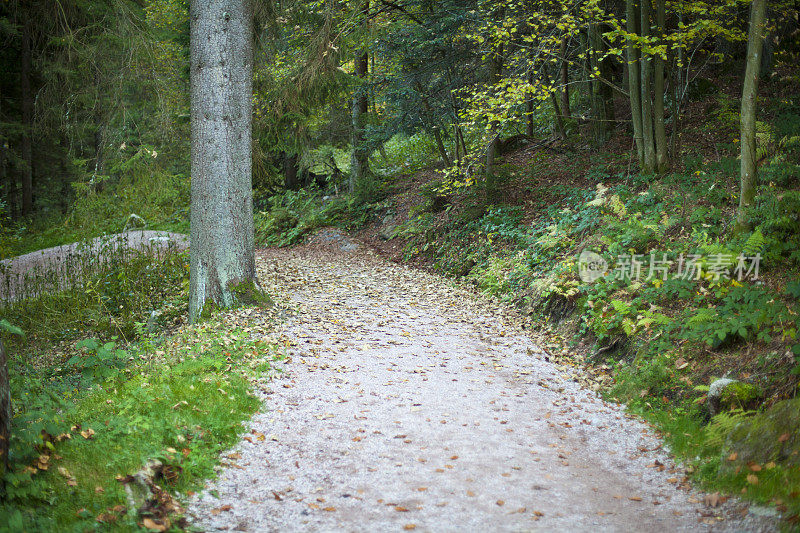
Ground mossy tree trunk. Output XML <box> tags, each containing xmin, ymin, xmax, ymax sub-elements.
<box><xmin>737</xmin><ymin>0</ymin><xmax>768</xmax><ymax>231</ymax></box>
<box><xmin>639</xmin><ymin>0</ymin><xmax>656</xmax><ymax>172</ymax></box>
<box><xmin>626</xmin><ymin>0</ymin><xmax>645</xmax><ymax>167</ymax></box>
<box><xmin>189</xmin><ymin>0</ymin><xmax>258</xmax><ymax>322</ymax></box>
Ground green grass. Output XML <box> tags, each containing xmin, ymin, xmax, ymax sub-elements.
<box><xmin>1</xmin><ymin>319</ymin><xmax>281</xmax><ymax>532</ymax></box>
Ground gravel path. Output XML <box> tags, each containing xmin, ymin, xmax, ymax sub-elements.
<box><xmin>188</xmin><ymin>230</ymin><xmax>774</xmax><ymax>532</ymax></box>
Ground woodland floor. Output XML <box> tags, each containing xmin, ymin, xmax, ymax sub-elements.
<box><xmin>186</xmin><ymin>228</ymin><xmax>777</xmax><ymax>532</ymax></box>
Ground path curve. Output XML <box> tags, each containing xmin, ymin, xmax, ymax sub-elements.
<box><xmin>189</xmin><ymin>230</ymin><xmax>773</xmax><ymax>532</ymax></box>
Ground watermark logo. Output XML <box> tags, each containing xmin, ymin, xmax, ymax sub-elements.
<box><xmin>578</xmin><ymin>250</ymin><xmax>609</xmax><ymax>283</ymax></box>
<box><xmin>577</xmin><ymin>251</ymin><xmax>762</xmax><ymax>284</ymax></box>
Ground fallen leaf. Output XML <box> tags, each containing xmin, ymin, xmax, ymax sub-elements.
<box><xmin>747</xmin><ymin>474</ymin><xmax>759</xmax><ymax>485</ymax></box>
<box><xmin>210</xmin><ymin>505</ymin><xmax>232</xmax><ymax>515</ymax></box>
<box><xmin>395</xmin><ymin>506</ymin><xmax>409</xmax><ymax>512</ymax></box>
<box><xmin>629</xmin><ymin>496</ymin><xmax>642</xmax><ymax>501</ymax></box>
<box><xmin>727</xmin><ymin>452</ymin><xmax>738</xmax><ymax>461</ymax></box>
<box><xmin>748</xmin><ymin>463</ymin><xmax>762</xmax><ymax>472</ymax></box>
<box><xmin>496</xmin><ymin>500</ymin><xmax>505</xmax><ymax>506</ymax></box>
<box><xmin>779</xmin><ymin>433</ymin><xmax>790</xmax><ymax>443</ymax></box>
<box><xmin>80</xmin><ymin>428</ymin><xmax>95</xmax><ymax>440</ymax></box>
<box><xmin>403</xmin><ymin>525</ymin><xmax>417</xmax><ymax>531</ymax></box>
<box><xmin>142</xmin><ymin>517</ymin><xmax>167</xmax><ymax>531</ymax></box>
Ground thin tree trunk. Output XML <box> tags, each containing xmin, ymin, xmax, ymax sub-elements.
<box><xmin>654</xmin><ymin>0</ymin><xmax>668</xmax><ymax>172</ymax></box>
<box><xmin>626</xmin><ymin>0</ymin><xmax>644</xmax><ymax>167</ymax></box>
<box><xmin>284</xmin><ymin>152</ymin><xmax>300</xmax><ymax>190</ymax></box>
<box><xmin>560</xmin><ymin>38</ymin><xmax>571</xmax><ymax>119</ymax></box>
<box><xmin>485</xmin><ymin>28</ymin><xmax>504</xmax><ymax>187</ymax></box>
<box><xmin>415</xmin><ymin>81</ymin><xmax>451</xmax><ymax>166</ymax></box>
<box><xmin>433</xmin><ymin>130</ymin><xmax>451</xmax><ymax>167</ymax></box>
<box><xmin>189</xmin><ymin>0</ymin><xmax>258</xmax><ymax>321</ymax></box>
<box><xmin>640</xmin><ymin>0</ymin><xmax>656</xmax><ymax>172</ymax></box>
<box><xmin>20</xmin><ymin>18</ymin><xmax>33</xmax><ymax>216</ymax></box>
<box><xmin>526</xmin><ymin>68</ymin><xmax>535</xmax><ymax>137</ymax></box>
<box><xmin>349</xmin><ymin>0</ymin><xmax>370</xmax><ymax>194</ymax></box>
<box><xmin>737</xmin><ymin>0</ymin><xmax>768</xmax><ymax>230</ymax></box>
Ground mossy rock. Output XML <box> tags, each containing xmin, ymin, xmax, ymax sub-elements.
<box><xmin>708</xmin><ymin>378</ymin><xmax>762</xmax><ymax>415</ymax></box>
<box><xmin>721</xmin><ymin>398</ymin><xmax>800</xmax><ymax>473</ymax></box>
<box><xmin>718</xmin><ymin>381</ymin><xmax>762</xmax><ymax>411</ymax></box>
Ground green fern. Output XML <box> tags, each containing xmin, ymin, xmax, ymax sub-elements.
<box><xmin>686</xmin><ymin>308</ymin><xmax>716</xmax><ymax>327</ymax></box>
<box><xmin>703</xmin><ymin>410</ymin><xmax>754</xmax><ymax>448</ymax></box>
<box><xmin>742</xmin><ymin>228</ymin><xmax>766</xmax><ymax>257</ymax></box>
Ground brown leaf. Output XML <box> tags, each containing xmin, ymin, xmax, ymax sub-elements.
<box><xmin>323</xmin><ymin>506</ymin><xmax>336</xmax><ymax>512</ymax></box>
<box><xmin>142</xmin><ymin>518</ymin><xmax>167</xmax><ymax>531</ymax></box>
<box><xmin>395</xmin><ymin>506</ymin><xmax>409</xmax><ymax>512</ymax></box>
<box><xmin>210</xmin><ymin>505</ymin><xmax>232</xmax><ymax>515</ymax></box>
<box><xmin>747</xmin><ymin>474</ymin><xmax>759</xmax><ymax>485</ymax></box>
<box><xmin>704</xmin><ymin>493</ymin><xmax>721</xmax><ymax>508</ymax></box>
<box><xmin>496</xmin><ymin>500</ymin><xmax>505</xmax><ymax>506</ymax></box>
<box><xmin>748</xmin><ymin>463</ymin><xmax>762</xmax><ymax>472</ymax></box>
<box><xmin>779</xmin><ymin>433</ymin><xmax>790</xmax><ymax>443</ymax></box>
<box><xmin>403</xmin><ymin>525</ymin><xmax>417</xmax><ymax>531</ymax></box>
<box><xmin>629</xmin><ymin>496</ymin><xmax>642</xmax><ymax>501</ymax></box>
<box><xmin>80</xmin><ymin>428</ymin><xmax>95</xmax><ymax>440</ymax></box>
<box><xmin>675</xmin><ymin>358</ymin><xmax>689</xmax><ymax>370</ymax></box>
<box><xmin>727</xmin><ymin>452</ymin><xmax>738</xmax><ymax>461</ymax></box>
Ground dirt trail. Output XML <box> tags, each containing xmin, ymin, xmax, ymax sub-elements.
<box><xmin>189</xmin><ymin>230</ymin><xmax>774</xmax><ymax>532</ymax></box>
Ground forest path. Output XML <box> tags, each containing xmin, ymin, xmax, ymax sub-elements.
<box><xmin>188</xmin><ymin>229</ymin><xmax>763</xmax><ymax>532</ymax></box>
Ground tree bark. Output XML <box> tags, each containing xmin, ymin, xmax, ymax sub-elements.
<box><xmin>433</xmin><ymin>129</ymin><xmax>451</xmax><ymax>167</ymax></box>
<box><xmin>626</xmin><ymin>0</ymin><xmax>644</xmax><ymax>167</ymax></box>
<box><xmin>737</xmin><ymin>0</ymin><xmax>767</xmax><ymax>230</ymax></box>
<box><xmin>0</xmin><ymin>339</ymin><xmax>9</xmax><ymax>481</ymax></box>
<box><xmin>20</xmin><ymin>17</ymin><xmax>34</xmax><ymax>216</ymax></box>
<box><xmin>653</xmin><ymin>0</ymin><xmax>668</xmax><ymax>172</ymax></box>
<box><xmin>526</xmin><ymin>68</ymin><xmax>535</xmax><ymax>137</ymax></box>
<box><xmin>284</xmin><ymin>152</ymin><xmax>300</xmax><ymax>190</ymax></box>
<box><xmin>485</xmin><ymin>25</ymin><xmax>504</xmax><ymax>187</ymax></box>
<box><xmin>189</xmin><ymin>0</ymin><xmax>258</xmax><ymax>321</ymax></box>
<box><xmin>640</xmin><ymin>0</ymin><xmax>656</xmax><ymax>172</ymax></box>
<box><xmin>349</xmin><ymin>0</ymin><xmax>370</xmax><ymax>194</ymax></box>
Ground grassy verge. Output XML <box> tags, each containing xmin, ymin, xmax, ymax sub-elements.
<box><xmin>1</xmin><ymin>313</ymin><xmax>282</xmax><ymax>532</ymax></box>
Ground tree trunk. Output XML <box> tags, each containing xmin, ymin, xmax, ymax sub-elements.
<box><xmin>189</xmin><ymin>0</ymin><xmax>258</xmax><ymax>322</ymax></box>
<box><xmin>626</xmin><ymin>0</ymin><xmax>644</xmax><ymax>167</ymax></box>
<box><xmin>433</xmin><ymin>129</ymin><xmax>451</xmax><ymax>167</ymax></box>
<box><xmin>284</xmin><ymin>152</ymin><xmax>300</xmax><ymax>190</ymax></box>
<box><xmin>640</xmin><ymin>0</ymin><xmax>656</xmax><ymax>172</ymax></box>
<box><xmin>349</xmin><ymin>0</ymin><xmax>370</xmax><ymax>194</ymax></box>
<box><xmin>737</xmin><ymin>0</ymin><xmax>768</xmax><ymax>230</ymax></box>
<box><xmin>20</xmin><ymin>18</ymin><xmax>33</xmax><ymax>216</ymax></box>
<box><xmin>485</xmin><ymin>27</ymin><xmax>504</xmax><ymax>187</ymax></box>
<box><xmin>653</xmin><ymin>0</ymin><xmax>668</xmax><ymax>172</ymax></box>
<box><xmin>560</xmin><ymin>38</ymin><xmax>571</xmax><ymax>120</ymax></box>
<box><xmin>526</xmin><ymin>68</ymin><xmax>535</xmax><ymax>137</ymax></box>
<box><xmin>0</xmin><ymin>339</ymin><xmax>9</xmax><ymax>481</ymax></box>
